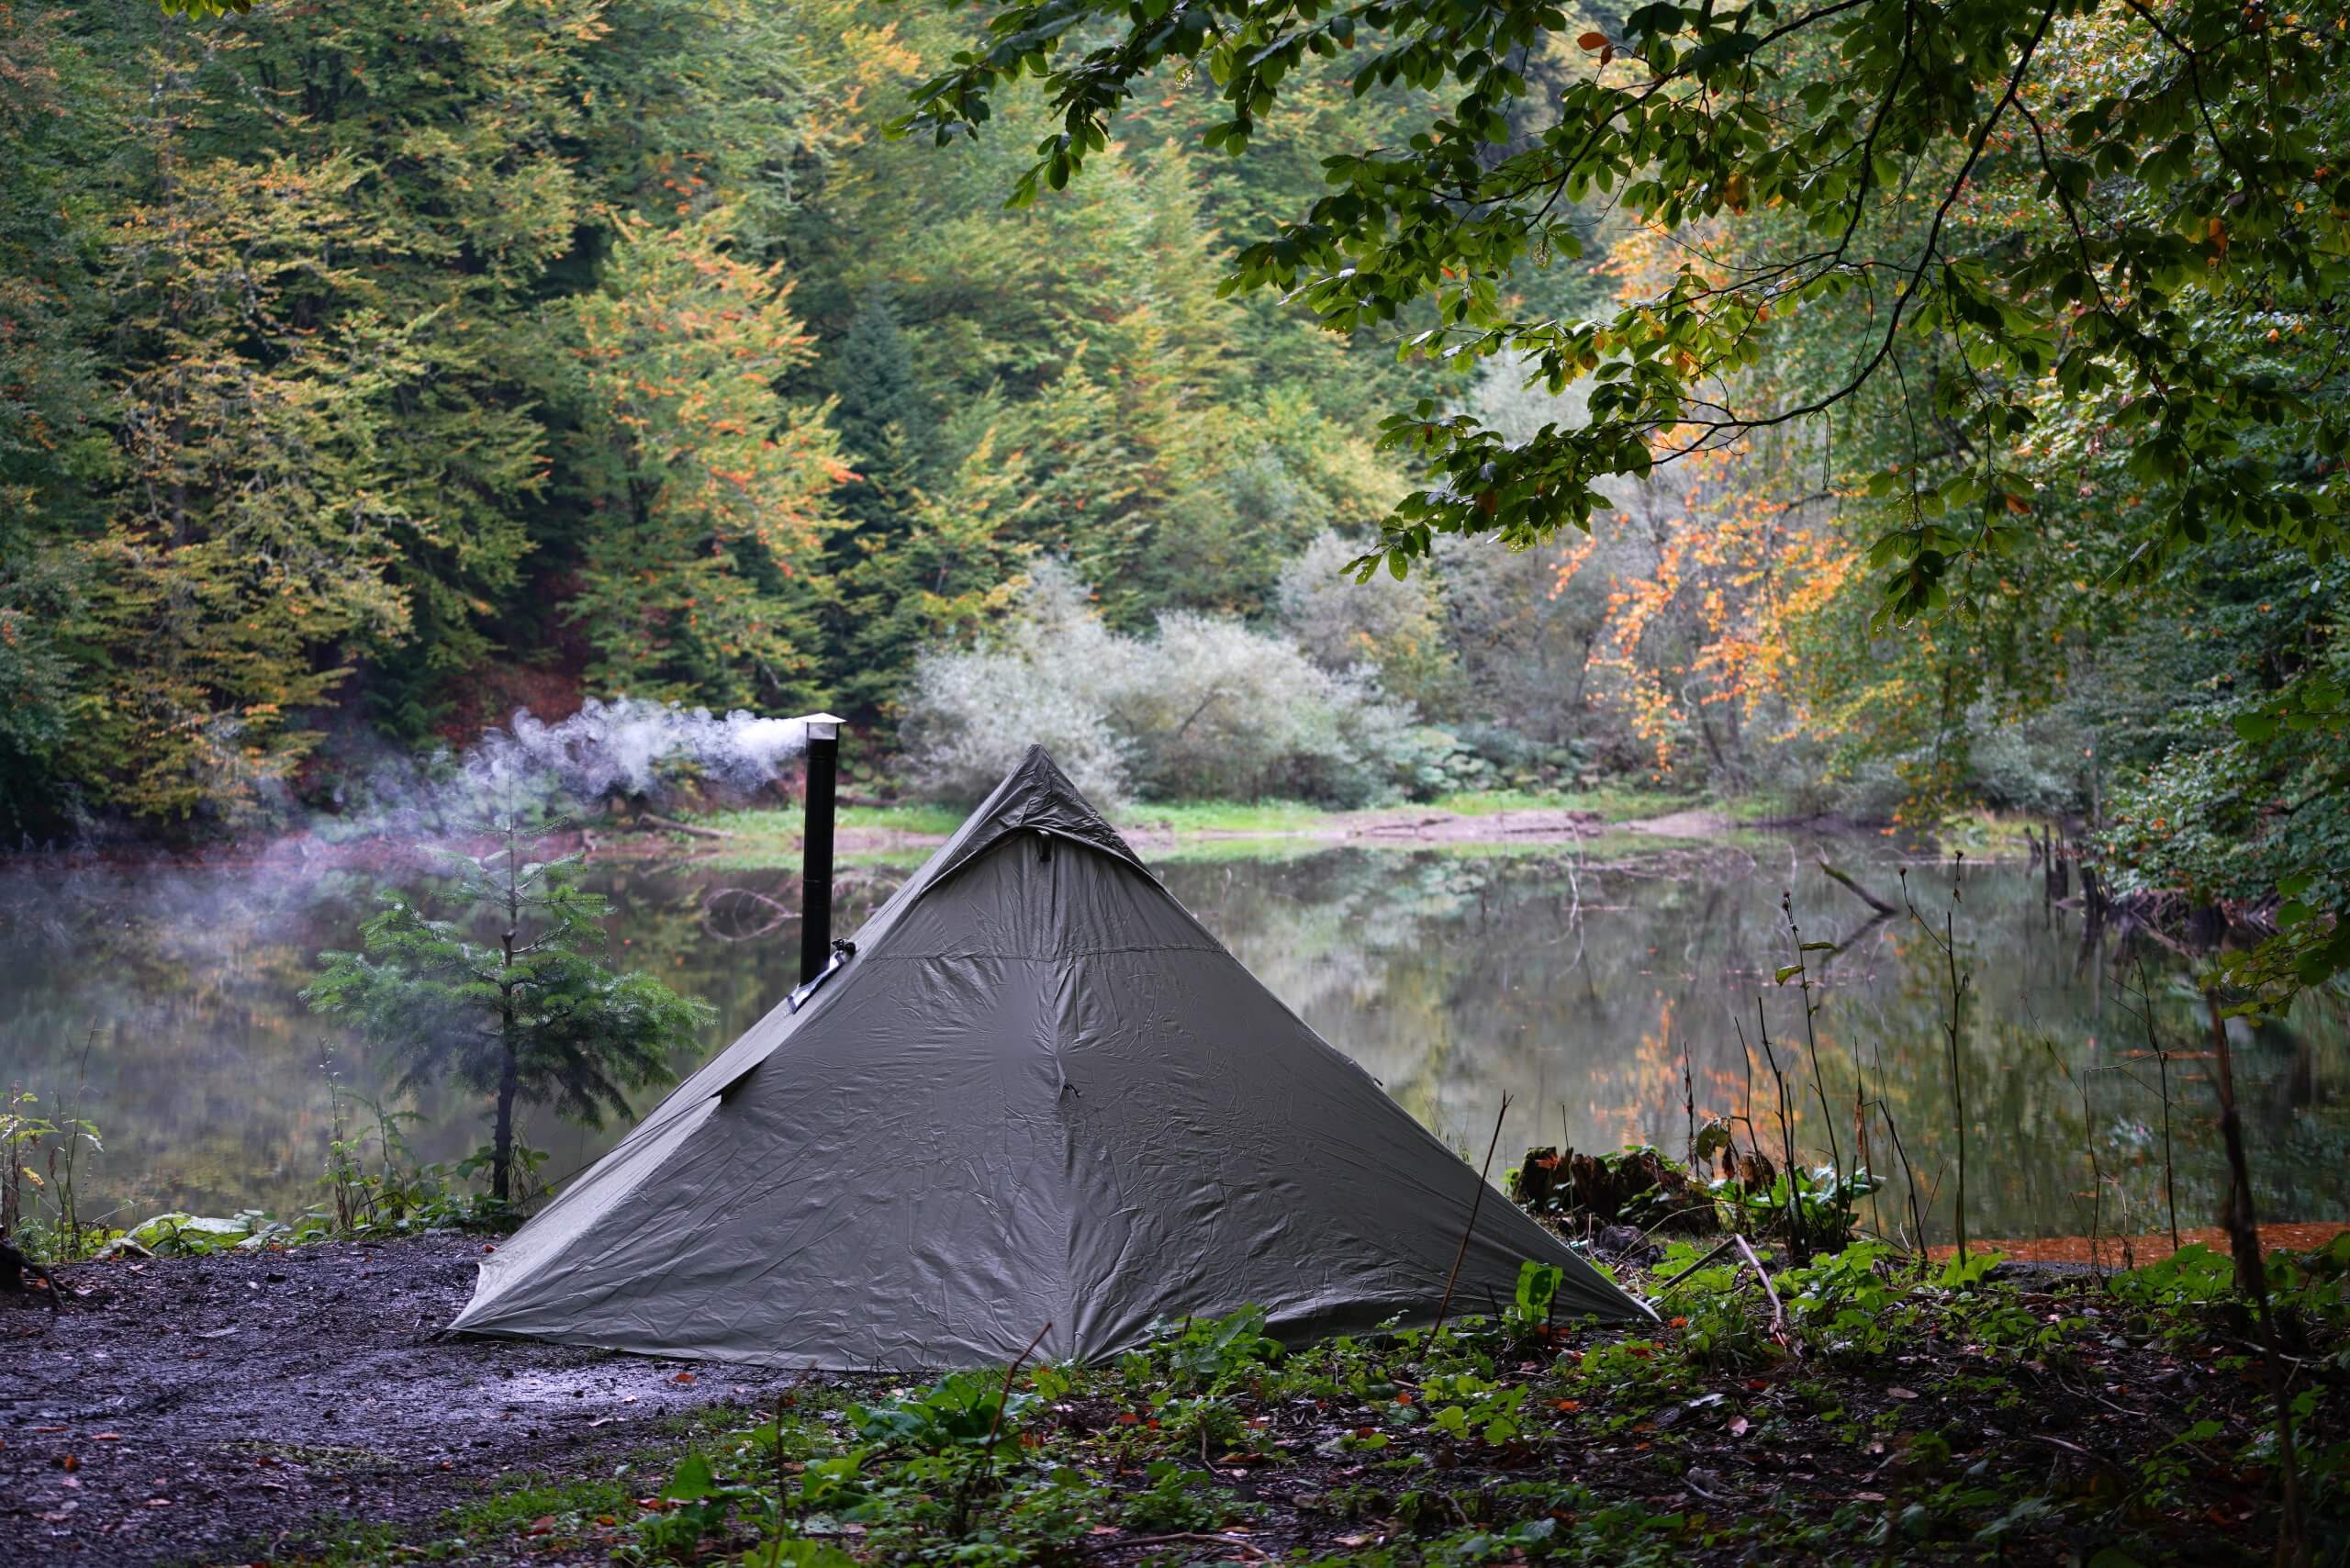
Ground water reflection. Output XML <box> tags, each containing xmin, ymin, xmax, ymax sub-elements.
<box><xmin>1</xmin><ymin>837</ymin><xmax>2342</xmax><ymax>1244</ymax></box>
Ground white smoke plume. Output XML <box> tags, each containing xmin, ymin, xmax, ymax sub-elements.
<box><xmin>485</xmin><ymin>698</ymin><xmax>813</xmax><ymax>801</ymax></box>
<box><xmin>319</xmin><ymin>697</ymin><xmax>817</xmax><ymax>842</ymax></box>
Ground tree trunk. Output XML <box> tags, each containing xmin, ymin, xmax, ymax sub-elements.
<box><xmin>493</xmin><ymin>1038</ymin><xmax>519</xmax><ymax>1203</ymax></box>
<box><xmin>2203</xmin><ymin>993</ymin><xmax>2308</xmax><ymax>1565</ymax></box>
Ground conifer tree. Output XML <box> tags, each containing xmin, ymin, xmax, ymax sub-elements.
<box><xmin>307</xmin><ymin>812</ymin><xmax>711</xmax><ymax>1202</ymax></box>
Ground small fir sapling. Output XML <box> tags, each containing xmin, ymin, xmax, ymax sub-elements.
<box><xmin>307</xmin><ymin>812</ymin><xmax>713</xmax><ymax>1202</ymax></box>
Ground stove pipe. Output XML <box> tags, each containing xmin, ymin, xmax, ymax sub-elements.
<box><xmin>799</xmin><ymin>714</ymin><xmax>844</xmax><ymax>985</ymax></box>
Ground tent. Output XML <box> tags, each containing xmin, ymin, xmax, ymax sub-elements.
<box><xmin>449</xmin><ymin>746</ymin><xmax>1651</xmax><ymax>1366</ymax></box>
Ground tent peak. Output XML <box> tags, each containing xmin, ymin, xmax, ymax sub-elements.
<box><xmin>926</xmin><ymin>745</ymin><xmax>1142</xmax><ymax>883</ymax></box>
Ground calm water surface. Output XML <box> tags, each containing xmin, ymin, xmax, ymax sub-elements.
<box><xmin>3</xmin><ymin>830</ymin><xmax>2344</xmax><ymax>1246</ymax></box>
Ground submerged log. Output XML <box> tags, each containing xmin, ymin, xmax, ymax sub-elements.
<box><xmin>636</xmin><ymin>812</ymin><xmax>733</xmax><ymax>841</ymax></box>
<box><xmin>1817</xmin><ymin>858</ymin><xmax>1897</xmax><ymax>916</ymax></box>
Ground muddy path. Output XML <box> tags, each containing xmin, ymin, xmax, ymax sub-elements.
<box><xmin>0</xmin><ymin>1238</ymin><xmax>846</xmax><ymax>1565</ymax></box>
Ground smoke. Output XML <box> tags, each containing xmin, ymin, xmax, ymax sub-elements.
<box><xmin>319</xmin><ymin>696</ymin><xmax>816</xmax><ymax>843</ymax></box>
<box><xmin>478</xmin><ymin>698</ymin><xmax>812</xmax><ymax>803</ymax></box>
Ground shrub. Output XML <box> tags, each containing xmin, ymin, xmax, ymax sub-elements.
<box><xmin>900</xmin><ymin>560</ymin><xmax>1434</xmax><ymax>807</ymax></box>
<box><xmin>1276</xmin><ymin>530</ymin><xmax>1457</xmax><ymax>708</ymax></box>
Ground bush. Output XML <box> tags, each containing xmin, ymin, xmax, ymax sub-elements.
<box><xmin>1276</xmin><ymin>530</ymin><xmax>1457</xmax><ymax>708</ymax></box>
<box><xmin>899</xmin><ymin>560</ymin><xmax>1435</xmax><ymax>807</ymax></box>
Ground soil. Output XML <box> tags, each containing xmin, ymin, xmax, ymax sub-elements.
<box><xmin>0</xmin><ymin>1238</ymin><xmax>842</xmax><ymax>1565</ymax></box>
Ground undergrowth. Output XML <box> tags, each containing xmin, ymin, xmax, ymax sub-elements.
<box><xmin>296</xmin><ymin>1240</ymin><xmax>2350</xmax><ymax>1566</ymax></box>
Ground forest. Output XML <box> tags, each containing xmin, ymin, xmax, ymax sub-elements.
<box><xmin>4</xmin><ymin>0</ymin><xmax>2349</xmax><ymax>1562</ymax></box>
<box><xmin>2</xmin><ymin>0</ymin><xmax>2338</xmax><ymax>958</ymax></box>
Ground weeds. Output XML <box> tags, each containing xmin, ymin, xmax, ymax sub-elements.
<box><xmin>270</xmin><ymin>1238</ymin><xmax>2350</xmax><ymax>1567</ymax></box>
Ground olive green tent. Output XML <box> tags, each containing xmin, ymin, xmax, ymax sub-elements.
<box><xmin>450</xmin><ymin>745</ymin><xmax>1651</xmax><ymax>1366</ymax></box>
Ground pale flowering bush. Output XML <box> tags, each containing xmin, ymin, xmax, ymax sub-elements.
<box><xmin>899</xmin><ymin>560</ymin><xmax>1427</xmax><ymax>807</ymax></box>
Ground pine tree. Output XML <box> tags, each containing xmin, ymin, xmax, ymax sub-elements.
<box><xmin>306</xmin><ymin>812</ymin><xmax>711</xmax><ymax>1202</ymax></box>
<box><xmin>835</xmin><ymin>423</ymin><xmax>1035</xmax><ymax>710</ymax></box>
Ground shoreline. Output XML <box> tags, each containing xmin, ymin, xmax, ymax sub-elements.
<box><xmin>0</xmin><ymin>792</ymin><xmax>1908</xmax><ymax>879</ymax></box>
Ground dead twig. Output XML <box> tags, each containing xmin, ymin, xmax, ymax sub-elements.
<box><xmin>950</xmin><ymin>1319</ymin><xmax>1055</xmax><ymax>1535</ymax></box>
<box><xmin>1652</xmin><ymin>1236</ymin><xmax>1740</xmax><ymax>1295</ymax></box>
<box><xmin>1113</xmin><ymin>1533</ymin><xmax>1268</xmax><ymax>1560</ymax></box>
<box><xmin>2202</xmin><ymin>991</ymin><xmax>2308</xmax><ymax>1567</ymax></box>
<box><xmin>1731</xmin><ymin>1233</ymin><xmax>1792</xmax><ymax>1350</ymax></box>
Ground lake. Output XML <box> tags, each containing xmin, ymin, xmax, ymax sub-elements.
<box><xmin>3</xmin><ymin>823</ymin><xmax>2344</xmax><ymax>1249</ymax></box>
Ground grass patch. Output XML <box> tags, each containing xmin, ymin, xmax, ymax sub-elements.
<box><xmin>657</xmin><ymin>788</ymin><xmax>1786</xmax><ymax>868</ymax></box>
<box><xmin>1428</xmin><ymin>785</ymin><xmax>1705</xmax><ymax>820</ymax></box>
<box><xmin>1109</xmin><ymin>798</ymin><xmax>1342</xmax><ymax>834</ymax></box>
<box><xmin>307</xmin><ymin>1464</ymin><xmax>648</xmax><ymax>1564</ymax></box>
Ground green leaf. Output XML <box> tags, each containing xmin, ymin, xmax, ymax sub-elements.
<box><xmin>664</xmin><ymin>1453</ymin><xmax>718</xmax><ymax>1501</ymax></box>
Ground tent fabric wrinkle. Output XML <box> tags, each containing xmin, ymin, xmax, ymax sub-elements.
<box><xmin>449</xmin><ymin>744</ymin><xmax>1652</xmax><ymax>1368</ymax></box>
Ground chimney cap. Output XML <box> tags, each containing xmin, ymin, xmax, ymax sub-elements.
<box><xmin>800</xmin><ymin>712</ymin><xmax>846</xmax><ymax>742</ymax></box>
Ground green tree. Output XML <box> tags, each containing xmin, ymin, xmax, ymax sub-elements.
<box><xmin>902</xmin><ymin>0</ymin><xmax>2344</xmax><ymax>593</ymax></box>
<box><xmin>305</xmin><ymin>814</ymin><xmax>712</xmax><ymax>1200</ymax></box>
<box><xmin>558</xmin><ymin>211</ymin><xmax>845</xmax><ymax>710</ymax></box>
<box><xmin>0</xmin><ymin>0</ymin><xmax>113</xmax><ymax>835</ymax></box>
<box><xmin>902</xmin><ymin>0</ymin><xmax>2350</xmax><ymax>991</ymax></box>
<box><xmin>835</xmin><ymin>421</ymin><xmax>1036</xmax><ymax>709</ymax></box>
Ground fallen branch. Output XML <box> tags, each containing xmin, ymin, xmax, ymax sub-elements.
<box><xmin>1732</xmin><ymin>1233</ymin><xmax>1790</xmax><ymax>1349</ymax></box>
<box><xmin>1651</xmin><ymin>1236</ymin><xmax>1741</xmax><ymax>1295</ymax></box>
<box><xmin>1818</xmin><ymin>857</ymin><xmax>1897</xmax><ymax>915</ymax></box>
<box><xmin>1115</xmin><ymin>1534</ymin><xmax>1268</xmax><ymax>1561</ymax></box>
<box><xmin>637</xmin><ymin>812</ymin><xmax>733</xmax><ymax>841</ymax></box>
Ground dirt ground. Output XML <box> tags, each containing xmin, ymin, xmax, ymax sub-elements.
<box><xmin>0</xmin><ymin>1238</ymin><xmax>835</xmax><ymax>1566</ymax></box>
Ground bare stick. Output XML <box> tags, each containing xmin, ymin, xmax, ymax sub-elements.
<box><xmin>1785</xmin><ymin>891</ymin><xmax>1845</xmax><ymax>1193</ymax></box>
<box><xmin>1752</xmin><ymin>1000</ymin><xmax>1806</xmax><ymax>1254</ymax></box>
<box><xmin>983</xmin><ymin>1320</ymin><xmax>1053</xmax><ymax>1459</ymax></box>
<box><xmin>1682</xmin><ymin>1036</ymin><xmax>1696</xmax><ymax>1174</ymax></box>
<box><xmin>1651</xmin><ymin>1236</ymin><xmax>1740</xmax><ymax>1295</ymax></box>
<box><xmin>1117</xmin><ymin>1533</ymin><xmax>1268</xmax><ymax>1561</ymax></box>
<box><xmin>767</xmin><ymin>1390</ymin><xmax>792</xmax><ymax>1568</ymax></box>
<box><xmin>2135</xmin><ymin>958</ymin><xmax>2182</xmax><ymax>1252</ymax></box>
<box><xmin>1431</xmin><ymin>1094</ymin><xmax>1513</xmax><ymax>1339</ymax></box>
<box><xmin>951</xmin><ymin>1319</ymin><xmax>1055</xmax><ymax>1535</ymax></box>
<box><xmin>1731</xmin><ymin>1233</ymin><xmax>1791</xmax><ymax>1348</ymax></box>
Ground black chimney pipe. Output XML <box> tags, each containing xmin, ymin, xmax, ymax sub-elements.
<box><xmin>799</xmin><ymin>714</ymin><xmax>842</xmax><ymax>985</ymax></box>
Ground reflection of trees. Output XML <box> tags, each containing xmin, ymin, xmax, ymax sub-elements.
<box><xmin>1173</xmin><ymin>850</ymin><xmax>2350</xmax><ymax>1242</ymax></box>
<box><xmin>1</xmin><ymin>847</ymin><xmax>2342</xmax><ymax>1238</ymax></box>
<box><xmin>0</xmin><ymin>858</ymin><xmax>918</xmax><ymax>1218</ymax></box>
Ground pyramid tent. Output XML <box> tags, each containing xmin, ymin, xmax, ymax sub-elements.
<box><xmin>450</xmin><ymin>746</ymin><xmax>1650</xmax><ymax>1367</ymax></box>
